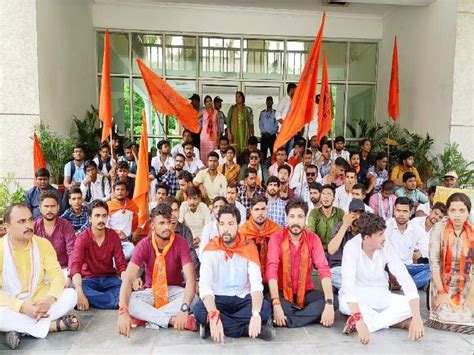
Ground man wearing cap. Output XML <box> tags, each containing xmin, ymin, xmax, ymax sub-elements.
<box><xmin>442</xmin><ymin>171</ymin><xmax>458</xmax><ymax>188</ymax></box>
<box><xmin>259</xmin><ymin>96</ymin><xmax>278</xmax><ymax>159</ymax></box>
<box><xmin>189</xmin><ymin>94</ymin><xmax>202</xmax><ymax>151</ymax></box>
<box><xmin>213</xmin><ymin>96</ymin><xmax>226</xmax><ymax>135</ymax></box>
<box><xmin>327</xmin><ymin>200</ymin><xmax>365</xmax><ymax>289</ymax></box>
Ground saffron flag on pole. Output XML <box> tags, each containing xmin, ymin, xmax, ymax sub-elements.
<box><xmin>133</xmin><ymin>111</ymin><xmax>149</xmax><ymax>227</ymax></box>
<box><xmin>136</xmin><ymin>58</ymin><xmax>200</xmax><ymax>133</ymax></box>
<box><xmin>99</xmin><ymin>30</ymin><xmax>113</xmax><ymax>142</ymax></box>
<box><xmin>316</xmin><ymin>53</ymin><xmax>332</xmax><ymax>142</ymax></box>
<box><xmin>33</xmin><ymin>132</ymin><xmax>46</xmax><ymax>173</ymax></box>
<box><xmin>388</xmin><ymin>36</ymin><xmax>399</xmax><ymax>121</ymax></box>
<box><xmin>273</xmin><ymin>12</ymin><xmax>326</xmax><ymax>152</ymax></box>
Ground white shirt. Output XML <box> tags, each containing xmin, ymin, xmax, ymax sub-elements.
<box><xmin>199</xmin><ymin>220</ymin><xmax>219</xmax><ymax>259</ymax></box>
<box><xmin>416</xmin><ymin>202</ymin><xmax>430</xmax><ymax>216</ymax></box>
<box><xmin>303</xmin><ymin>103</ymin><xmax>319</xmax><ymax>139</ymax></box>
<box><xmin>183</xmin><ymin>157</ymin><xmax>205</xmax><ymax>175</ymax></box>
<box><xmin>213</xmin><ymin>149</ymin><xmax>236</xmax><ymax>165</ymax></box>
<box><xmin>275</xmin><ymin>95</ymin><xmax>292</xmax><ymax>130</ymax></box>
<box><xmin>340</xmin><ymin>234</ymin><xmax>419</xmax><ymax>310</ymax></box>
<box><xmin>108</xmin><ymin>209</ymin><xmax>133</xmax><ymax>236</ymax></box>
<box><xmin>179</xmin><ymin>201</ymin><xmax>210</xmax><ymax>238</ymax></box>
<box><xmin>411</xmin><ymin>216</ymin><xmax>430</xmax><ymax>257</ymax></box>
<box><xmin>193</xmin><ymin>169</ymin><xmax>228</xmax><ymax>200</ymax></box>
<box><xmin>92</xmin><ymin>157</ymin><xmax>116</xmax><ymax>177</ymax></box>
<box><xmin>290</xmin><ymin>162</ymin><xmax>322</xmax><ymax>189</ymax></box>
<box><xmin>171</xmin><ymin>144</ymin><xmax>200</xmax><ymax>159</ymax></box>
<box><xmin>232</xmin><ymin>202</ymin><xmax>247</xmax><ymax>226</ymax></box>
<box><xmin>151</xmin><ymin>155</ymin><xmax>175</xmax><ymax>175</ymax></box>
<box><xmin>80</xmin><ymin>174</ymin><xmax>111</xmax><ymax>202</ymax></box>
<box><xmin>334</xmin><ymin>185</ymin><xmax>352</xmax><ymax>211</ymax></box>
<box><xmin>199</xmin><ymin>248</ymin><xmax>263</xmax><ymax>299</ymax></box>
<box><xmin>330</xmin><ymin>149</ymin><xmax>350</xmax><ymax>162</ymax></box>
<box><xmin>385</xmin><ymin>218</ymin><xmax>427</xmax><ymax>264</ymax></box>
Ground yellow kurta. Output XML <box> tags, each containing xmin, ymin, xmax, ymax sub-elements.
<box><xmin>0</xmin><ymin>235</ymin><xmax>65</xmax><ymax>312</ymax></box>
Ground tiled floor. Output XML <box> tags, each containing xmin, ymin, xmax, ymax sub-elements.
<box><xmin>1</xmin><ymin>292</ymin><xmax>472</xmax><ymax>354</ymax></box>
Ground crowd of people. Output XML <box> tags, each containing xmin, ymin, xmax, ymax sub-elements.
<box><xmin>0</xmin><ymin>87</ymin><xmax>472</xmax><ymax>350</ymax></box>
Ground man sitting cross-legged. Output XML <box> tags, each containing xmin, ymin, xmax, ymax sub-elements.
<box><xmin>70</xmin><ymin>200</ymin><xmax>127</xmax><ymax>310</ymax></box>
<box><xmin>338</xmin><ymin>213</ymin><xmax>424</xmax><ymax>345</ymax></box>
<box><xmin>0</xmin><ymin>203</ymin><xmax>79</xmax><ymax>350</ymax></box>
<box><xmin>266</xmin><ymin>198</ymin><xmax>338</xmax><ymax>329</ymax></box>
<box><xmin>194</xmin><ymin>205</ymin><xmax>275</xmax><ymax>342</ymax></box>
<box><xmin>117</xmin><ymin>204</ymin><xmax>198</xmax><ymax>336</ymax></box>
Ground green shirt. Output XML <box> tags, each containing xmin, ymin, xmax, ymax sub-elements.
<box><xmin>307</xmin><ymin>207</ymin><xmax>345</xmax><ymax>250</ymax></box>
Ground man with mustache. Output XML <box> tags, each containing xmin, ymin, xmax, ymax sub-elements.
<box><xmin>266</xmin><ymin>198</ymin><xmax>337</xmax><ymax>329</ymax></box>
<box><xmin>194</xmin><ymin>205</ymin><xmax>275</xmax><ymax>342</ymax></box>
<box><xmin>117</xmin><ymin>204</ymin><xmax>198</xmax><ymax>336</ymax></box>
<box><xmin>34</xmin><ymin>191</ymin><xmax>76</xmax><ymax>272</ymax></box>
<box><xmin>199</xmin><ymin>196</ymin><xmax>228</xmax><ymax>258</ymax></box>
<box><xmin>339</xmin><ymin>213</ymin><xmax>424</xmax><ymax>345</ymax></box>
<box><xmin>265</xmin><ymin>177</ymin><xmax>287</xmax><ymax>227</ymax></box>
<box><xmin>0</xmin><ymin>203</ymin><xmax>79</xmax><ymax>350</ymax></box>
<box><xmin>25</xmin><ymin>168</ymin><xmax>62</xmax><ymax>219</ymax></box>
<box><xmin>69</xmin><ymin>200</ymin><xmax>127</xmax><ymax>311</ymax></box>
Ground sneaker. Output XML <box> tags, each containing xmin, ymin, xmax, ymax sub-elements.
<box><xmin>199</xmin><ymin>324</ymin><xmax>210</xmax><ymax>339</ymax></box>
<box><xmin>258</xmin><ymin>324</ymin><xmax>276</xmax><ymax>341</ymax></box>
<box><xmin>5</xmin><ymin>331</ymin><xmax>21</xmax><ymax>350</ymax></box>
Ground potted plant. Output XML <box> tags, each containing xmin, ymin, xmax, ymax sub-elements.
<box><xmin>70</xmin><ymin>105</ymin><xmax>103</xmax><ymax>159</ymax></box>
<box><xmin>0</xmin><ymin>174</ymin><xmax>27</xmax><ymax>237</ymax></box>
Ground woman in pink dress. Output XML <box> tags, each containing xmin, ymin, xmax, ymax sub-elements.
<box><xmin>199</xmin><ymin>95</ymin><xmax>220</xmax><ymax>162</ymax></box>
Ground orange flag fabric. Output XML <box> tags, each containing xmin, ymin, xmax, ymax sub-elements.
<box><xmin>316</xmin><ymin>53</ymin><xmax>332</xmax><ymax>142</ymax></box>
<box><xmin>273</xmin><ymin>12</ymin><xmax>326</xmax><ymax>152</ymax></box>
<box><xmin>99</xmin><ymin>30</ymin><xmax>113</xmax><ymax>142</ymax></box>
<box><xmin>136</xmin><ymin>58</ymin><xmax>200</xmax><ymax>133</ymax></box>
<box><xmin>133</xmin><ymin>111</ymin><xmax>149</xmax><ymax>227</ymax></box>
<box><xmin>33</xmin><ymin>132</ymin><xmax>46</xmax><ymax>173</ymax></box>
<box><xmin>388</xmin><ymin>37</ymin><xmax>399</xmax><ymax>121</ymax></box>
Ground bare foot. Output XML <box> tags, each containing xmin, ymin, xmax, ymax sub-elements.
<box><xmin>392</xmin><ymin>318</ymin><xmax>412</xmax><ymax>330</ymax></box>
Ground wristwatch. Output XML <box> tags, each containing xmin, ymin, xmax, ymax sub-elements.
<box><xmin>180</xmin><ymin>303</ymin><xmax>190</xmax><ymax>312</ymax></box>
<box><xmin>252</xmin><ymin>310</ymin><xmax>260</xmax><ymax>317</ymax></box>
<box><xmin>325</xmin><ymin>299</ymin><xmax>333</xmax><ymax>306</ymax></box>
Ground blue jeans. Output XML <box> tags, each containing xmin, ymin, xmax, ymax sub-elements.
<box><xmin>194</xmin><ymin>294</ymin><xmax>271</xmax><ymax>338</ymax></box>
<box><xmin>406</xmin><ymin>264</ymin><xmax>430</xmax><ymax>289</ymax></box>
<box><xmin>82</xmin><ymin>276</ymin><xmax>122</xmax><ymax>309</ymax></box>
<box><xmin>331</xmin><ymin>266</ymin><xmax>342</xmax><ymax>290</ymax></box>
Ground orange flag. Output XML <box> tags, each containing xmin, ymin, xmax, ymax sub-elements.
<box><xmin>273</xmin><ymin>12</ymin><xmax>326</xmax><ymax>152</ymax></box>
<box><xmin>136</xmin><ymin>58</ymin><xmax>200</xmax><ymax>133</ymax></box>
<box><xmin>316</xmin><ymin>53</ymin><xmax>332</xmax><ymax>142</ymax></box>
<box><xmin>133</xmin><ymin>111</ymin><xmax>149</xmax><ymax>227</ymax></box>
<box><xmin>99</xmin><ymin>30</ymin><xmax>113</xmax><ymax>142</ymax></box>
<box><xmin>33</xmin><ymin>132</ymin><xmax>46</xmax><ymax>173</ymax></box>
<box><xmin>388</xmin><ymin>37</ymin><xmax>399</xmax><ymax>121</ymax></box>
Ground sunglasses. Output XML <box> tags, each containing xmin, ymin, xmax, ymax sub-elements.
<box><xmin>306</xmin><ymin>172</ymin><xmax>316</xmax><ymax>177</ymax></box>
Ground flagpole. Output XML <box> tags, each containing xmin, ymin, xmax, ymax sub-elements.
<box><xmin>299</xmin><ymin>123</ymin><xmax>310</xmax><ymax>198</ymax></box>
<box><xmin>109</xmin><ymin>126</ymin><xmax>115</xmax><ymax>189</ymax></box>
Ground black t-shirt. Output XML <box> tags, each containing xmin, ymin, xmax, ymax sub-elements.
<box><xmin>360</xmin><ymin>152</ymin><xmax>375</xmax><ymax>170</ymax></box>
<box><xmin>327</xmin><ymin>221</ymin><xmax>357</xmax><ymax>268</ymax></box>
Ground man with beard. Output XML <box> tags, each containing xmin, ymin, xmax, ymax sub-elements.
<box><xmin>149</xmin><ymin>183</ymin><xmax>169</xmax><ymax>212</ymax></box>
<box><xmin>266</xmin><ymin>198</ymin><xmax>337</xmax><ymax>328</ymax></box>
<box><xmin>367</xmin><ymin>152</ymin><xmax>389</xmax><ymax>194</ymax></box>
<box><xmin>240</xmin><ymin>195</ymin><xmax>280</xmax><ymax>276</ymax></box>
<box><xmin>161</xmin><ymin>153</ymin><xmax>185</xmax><ymax>197</ymax></box>
<box><xmin>117</xmin><ymin>204</ymin><xmax>198</xmax><ymax>335</ymax></box>
<box><xmin>171</xmin><ymin>129</ymin><xmax>200</xmax><ymax>158</ymax></box>
<box><xmin>390</xmin><ymin>151</ymin><xmax>422</xmax><ymax>188</ymax></box>
<box><xmin>237</xmin><ymin>168</ymin><xmax>265</xmax><ymax>217</ymax></box>
<box><xmin>0</xmin><ymin>204</ymin><xmax>79</xmax><ymax>350</ymax></box>
<box><xmin>322</xmin><ymin>157</ymin><xmax>349</xmax><ymax>187</ymax></box>
<box><xmin>176</xmin><ymin>170</ymin><xmax>194</xmax><ymax>205</ymax></box>
<box><xmin>265</xmin><ymin>177</ymin><xmax>287</xmax><ymax>227</ymax></box>
<box><xmin>214</xmin><ymin>135</ymin><xmax>231</xmax><ymax>165</ymax></box>
<box><xmin>395</xmin><ymin>172</ymin><xmax>428</xmax><ymax>214</ymax></box>
<box><xmin>63</xmin><ymin>145</ymin><xmax>86</xmax><ymax>190</ymax></box>
<box><xmin>291</xmin><ymin>150</ymin><xmax>317</xmax><ymax>191</ymax></box>
<box><xmin>334</xmin><ymin>168</ymin><xmax>357</xmax><ymax>211</ymax></box>
<box><xmin>277</xmin><ymin>165</ymin><xmax>294</xmax><ymax>201</ymax></box>
<box><xmin>349</xmin><ymin>152</ymin><xmax>375</xmax><ymax>194</ymax></box>
<box><xmin>182</xmin><ymin>141</ymin><xmax>205</xmax><ymax>176</ymax></box>
<box><xmin>307</xmin><ymin>185</ymin><xmax>344</xmax><ymax>251</ymax></box>
<box><xmin>339</xmin><ymin>213</ymin><xmax>424</xmax><ymax>345</ymax></box>
<box><xmin>442</xmin><ymin>171</ymin><xmax>459</xmax><ymax>188</ymax></box>
<box><xmin>151</xmin><ymin>140</ymin><xmax>175</xmax><ymax>180</ymax></box>
<box><xmin>194</xmin><ymin>152</ymin><xmax>228</xmax><ymax>201</ymax></box>
<box><xmin>199</xmin><ymin>196</ymin><xmax>228</xmax><ymax>258</ymax></box>
<box><xmin>194</xmin><ymin>205</ymin><xmax>275</xmax><ymax>342</ymax></box>
<box><xmin>307</xmin><ymin>182</ymin><xmax>322</xmax><ymax>212</ymax></box>
<box><xmin>70</xmin><ymin>200</ymin><xmax>127</xmax><ymax>310</ymax></box>
<box><xmin>330</xmin><ymin>136</ymin><xmax>350</xmax><ymax>162</ymax></box>
<box><xmin>411</xmin><ymin>202</ymin><xmax>446</xmax><ymax>260</ymax></box>
<box><xmin>107</xmin><ymin>182</ymin><xmax>139</xmax><ymax>260</ymax></box>
<box><xmin>34</xmin><ymin>191</ymin><xmax>76</xmax><ymax>271</ymax></box>
<box><xmin>179</xmin><ymin>187</ymin><xmax>211</xmax><ymax>249</ymax></box>
<box><xmin>385</xmin><ymin>197</ymin><xmax>430</xmax><ymax>289</ymax></box>
<box><xmin>327</xmin><ymin>200</ymin><xmax>365</xmax><ymax>290</ymax></box>
<box><xmin>225</xmin><ymin>183</ymin><xmax>247</xmax><ymax>226</ymax></box>
<box><xmin>294</xmin><ymin>164</ymin><xmax>319</xmax><ymax>205</ymax></box>
<box><xmin>25</xmin><ymin>168</ymin><xmax>62</xmax><ymax>219</ymax></box>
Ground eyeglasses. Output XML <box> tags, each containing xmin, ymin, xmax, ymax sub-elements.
<box><xmin>306</xmin><ymin>172</ymin><xmax>316</xmax><ymax>177</ymax></box>
<box><xmin>250</xmin><ymin>156</ymin><xmax>259</xmax><ymax>160</ymax></box>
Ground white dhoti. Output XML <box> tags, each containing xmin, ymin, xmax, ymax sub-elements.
<box><xmin>0</xmin><ymin>288</ymin><xmax>77</xmax><ymax>338</ymax></box>
<box><xmin>339</xmin><ymin>293</ymin><xmax>412</xmax><ymax>333</ymax></box>
<box><xmin>129</xmin><ymin>286</ymin><xmax>197</xmax><ymax>328</ymax></box>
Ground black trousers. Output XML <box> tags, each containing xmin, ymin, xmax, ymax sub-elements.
<box><xmin>260</xmin><ymin>133</ymin><xmax>277</xmax><ymax>159</ymax></box>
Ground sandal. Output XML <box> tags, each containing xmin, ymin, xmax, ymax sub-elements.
<box><xmin>55</xmin><ymin>312</ymin><xmax>81</xmax><ymax>332</ymax></box>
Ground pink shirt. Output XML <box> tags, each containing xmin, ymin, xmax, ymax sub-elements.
<box><xmin>265</xmin><ymin>228</ymin><xmax>331</xmax><ymax>293</ymax></box>
<box><xmin>269</xmin><ymin>162</ymin><xmax>293</xmax><ymax>178</ymax></box>
<box><xmin>369</xmin><ymin>193</ymin><xmax>396</xmax><ymax>220</ymax></box>
<box><xmin>130</xmin><ymin>235</ymin><xmax>193</xmax><ymax>289</ymax></box>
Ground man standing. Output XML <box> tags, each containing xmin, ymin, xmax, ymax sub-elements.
<box><xmin>194</xmin><ymin>205</ymin><xmax>275</xmax><ymax>342</ymax></box>
<box><xmin>161</xmin><ymin>153</ymin><xmax>185</xmax><ymax>197</ymax></box>
<box><xmin>307</xmin><ymin>185</ymin><xmax>344</xmax><ymax>251</ymax></box>
<box><xmin>61</xmin><ymin>187</ymin><xmax>89</xmax><ymax>234</ymax></box>
<box><xmin>80</xmin><ymin>161</ymin><xmax>111</xmax><ymax>202</ymax></box>
<box><xmin>225</xmin><ymin>183</ymin><xmax>247</xmax><ymax>226</ymax></box>
<box><xmin>70</xmin><ymin>200</ymin><xmax>127</xmax><ymax>310</ymax></box>
<box><xmin>266</xmin><ymin>198</ymin><xmax>337</xmax><ymax>328</ymax></box>
<box><xmin>339</xmin><ymin>213</ymin><xmax>424</xmax><ymax>344</ymax></box>
<box><xmin>117</xmin><ymin>204</ymin><xmax>197</xmax><ymax>335</ymax></box>
<box><xmin>265</xmin><ymin>177</ymin><xmax>287</xmax><ymax>227</ymax></box>
<box><xmin>63</xmin><ymin>145</ymin><xmax>86</xmax><ymax>190</ymax></box>
<box><xmin>390</xmin><ymin>151</ymin><xmax>423</xmax><ymax>188</ymax></box>
<box><xmin>179</xmin><ymin>187</ymin><xmax>211</xmax><ymax>249</ymax></box>
<box><xmin>237</xmin><ymin>168</ymin><xmax>266</xmax><ymax>217</ymax></box>
<box><xmin>25</xmin><ymin>168</ymin><xmax>62</xmax><ymax>219</ymax></box>
<box><xmin>395</xmin><ymin>172</ymin><xmax>428</xmax><ymax>212</ymax></box>
<box><xmin>259</xmin><ymin>96</ymin><xmax>278</xmax><ymax>158</ymax></box>
<box><xmin>0</xmin><ymin>204</ymin><xmax>79</xmax><ymax>349</ymax></box>
<box><xmin>276</xmin><ymin>83</ymin><xmax>297</xmax><ymax>154</ymax></box>
<box><xmin>194</xmin><ymin>152</ymin><xmax>228</xmax><ymax>201</ymax></box>
<box><xmin>34</xmin><ymin>191</ymin><xmax>76</xmax><ymax>270</ymax></box>
<box><xmin>189</xmin><ymin>93</ymin><xmax>202</xmax><ymax>150</ymax></box>
<box><xmin>214</xmin><ymin>96</ymin><xmax>226</xmax><ymax>137</ymax></box>
<box><xmin>182</xmin><ymin>141</ymin><xmax>205</xmax><ymax>176</ymax></box>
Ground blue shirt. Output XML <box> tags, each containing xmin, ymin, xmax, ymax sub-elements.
<box><xmin>267</xmin><ymin>198</ymin><xmax>287</xmax><ymax>227</ymax></box>
<box><xmin>395</xmin><ymin>187</ymin><xmax>428</xmax><ymax>204</ymax></box>
<box><xmin>64</xmin><ymin>161</ymin><xmax>86</xmax><ymax>183</ymax></box>
<box><xmin>368</xmin><ymin>166</ymin><xmax>388</xmax><ymax>193</ymax></box>
<box><xmin>161</xmin><ymin>171</ymin><xmax>180</xmax><ymax>197</ymax></box>
<box><xmin>259</xmin><ymin>109</ymin><xmax>278</xmax><ymax>135</ymax></box>
<box><xmin>61</xmin><ymin>206</ymin><xmax>90</xmax><ymax>234</ymax></box>
<box><xmin>25</xmin><ymin>185</ymin><xmax>62</xmax><ymax>219</ymax></box>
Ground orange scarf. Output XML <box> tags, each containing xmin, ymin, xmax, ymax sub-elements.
<box><xmin>240</xmin><ymin>219</ymin><xmax>280</xmax><ymax>275</ymax></box>
<box><xmin>442</xmin><ymin>220</ymin><xmax>473</xmax><ymax>308</ymax></box>
<box><xmin>205</xmin><ymin>233</ymin><xmax>260</xmax><ymax>267</ymax></box>
<box><xmin>281</xmin><ymin>228</ymin><xmax>309</xmax><ymax>309</ymax></box>
<box><xmin>151</xmin><ymin>231</ymin><xmax>175</xmax><ymax>308</ymax></box>
<box><xmin>107</xmin><ymin>198</ymin><xmax>139</xmax><ymax>230</ymax></box>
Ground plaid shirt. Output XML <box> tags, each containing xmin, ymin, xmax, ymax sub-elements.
<box><xmin>60</xmin><ymin>206</ymin><xmax>90</xmax><ymax>234</ymax></box>
<box><xmin>161</xmin><ymin>171</ymin><xmax>180</xmax><ymax>197</ymax></box>
<box><xmin>237</xmin><ymin>184</ymin><xmax>266</xmax><ymax>218</ymax></box>
<box><xmin>267</xmin><ymin>198</ymin><xmax>287</xmax><ymax>227</ymax></box>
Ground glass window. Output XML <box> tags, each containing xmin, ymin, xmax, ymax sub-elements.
<box><xmin>200</xmin><ymin>37</ymin><xmax>241</xmax><ymax>78</ymax></box>
<box><xmin>97</xmin><ymin>32</ymin><xmax>130</xmax><ymax>75</ymax></box>
<box><xmin>329</xmin><ymin>84</ymin><xmax>346</xmax><ymax>138</ymax></box>
<box><xmin>346</xmin><ymin>85</ymin><xmax>375</xmax><ymax>138</ymax></box>
<box><xmin>97</xmin><ymin>77</ymin><xmax>129</xmax><ymax>133</ymax></box>
<box><xmin>320</xmin><ymin>42</ymin><xmax>347</xmax><ymax>81</ymax></box>
<box><xmin>165</xmin><ymin>35</ymin><xmax>197</xmax><ymax>77</ymax></box>
<box><xmin>132</xmin><ymin>34</ymin><xmax>163</xmax><ymax>75</ymax></box>
<box><xmin>349</xmin><ymin>43</ymin><xmax>377</xmax><ymax>82</ymax></box>
<box><xmin>243</xmin><ymin>39</ymin><xmax>284</xmax><ymax>79</ymax></box>
<box><xmin>285</xmin><ymin>40</ymin><xmax>313</xmax><ymax>81</ymax></box>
